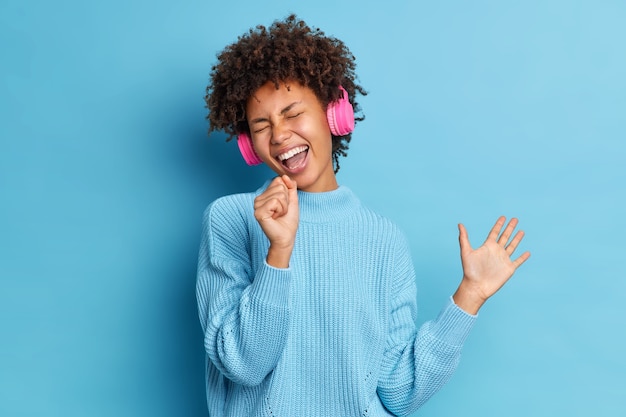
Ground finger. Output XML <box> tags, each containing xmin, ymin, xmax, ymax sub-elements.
<box><xmin>486</xmin><ymin>216</ymin><xmax>506</xmax><ymax>243</ymax></box>
<box><xmin>498</xmin><ymin>217</ymin><xmax>519</xmax><ymax>246</ymax></box>
<box><xmin>264</xmin><ymin>176</ymin><xmax>289</xmax><ymax>195</ymax></box>
<box><xmin>269</xmin><ymin>177</ymin><xmax>289</xmax><ymax>193</ymax></box>
<box><xmin>505</xmin><ymin>230</ymin><xmax>525</xmax><ymax>255</ymax></box>
<box><xmin>512</xmin><ymin>251</ymin><xmax>531</xmax><ymax>269</ymax></box>
<box><xmin>254</xmin><ymin>187</ymin><xmax>289</xmax><ymax>217</ymax></box>
<box><xmin>458</xmin><ymin>223</ymin><xmax>472</xmax><ymax>255</ymax></box>
<box><xmin>282</xmin><ymin>175</ymin><xmax>299</xmax><ymax>208</ymax></box>
<box><xmin>255</xmin><ymin>178</ymin><xmax>288</xmax><ymax>205</ymax></box>
<box><xmin>256</xmin><ymin>197</ymin><xmax>287</xmax><ymax>220</ymax></box>
<box><xmin>281</xmin><ymin>175</ymin><xmax>296</xmax><ymax>190</ymax></box>
<box><xmin>271</xmin><ymin>175</ymin><xmax>287</xmax><ymax>187</ymax></box>
<box><xmin>254</xmin><ymin>188</ymin><xmax>288</xmax><ymax>210</ymax></box>
<box><xmin>259</xmin><ymin>176</ymin><xmax>285</xmax><ymax>194</ymax></box>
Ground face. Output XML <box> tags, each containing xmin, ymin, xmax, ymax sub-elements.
<box><xmin>246</xmin><ymin>80</ymin><xmax>338</xmax><ymax>193</ymax></box>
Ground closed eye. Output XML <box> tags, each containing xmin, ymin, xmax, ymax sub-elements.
<box><xmin>286</xmin><ymin>112</ymin><xmax>303</xmax><ymax>119</ymax></box>
<box><xmin>253</xmin><ymin>125</ymin><xmax>269</xmax><ymax>134</ymax></box>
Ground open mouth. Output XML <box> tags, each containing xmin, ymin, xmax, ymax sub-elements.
<box><xmin>277</xmin><ymin>145</ymin><xmax>309</xmax><ymax>170</ymax></box>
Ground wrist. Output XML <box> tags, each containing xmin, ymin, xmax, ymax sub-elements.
<box><xmin>453</xmin><ymin>278</ymin><xmax>487</xmax><ymax>315</ymax></box>
<box><xmin>266</xmin><ymin>244</ymin><xmax>294</xmax><ymax>269</ymax></box>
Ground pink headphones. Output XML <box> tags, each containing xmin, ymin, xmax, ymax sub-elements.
<box><xmin>237</xmin><ymin>86</ymin><xmax>355</xmax><ymax>166</ymax></box>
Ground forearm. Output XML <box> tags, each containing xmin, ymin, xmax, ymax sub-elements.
<box><xmin>200</xmin><ymin>261</ymin><xmax>292</xmax><ymax>386</ymax></box>
<box><xmin>379</xmin><ymin>298</ymin><xmax>476</xmax><ymax>414</ymax></box>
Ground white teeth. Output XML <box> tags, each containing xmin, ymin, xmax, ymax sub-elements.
<box><xmin>278</xmin><ymin>146</ymin><xmax>308</xmax><ymax>161</ymax></box>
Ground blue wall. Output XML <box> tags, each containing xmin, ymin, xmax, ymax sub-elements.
<box><xmin>1</xmin><ymin>1</ymin><xmax>624</xmax><ymax>415</ymax></box>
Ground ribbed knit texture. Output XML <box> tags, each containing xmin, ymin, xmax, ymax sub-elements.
<box><xmin>196</xmin><ymin>181</ymin><xmax>477</xmax><ymax>417</ymax></box>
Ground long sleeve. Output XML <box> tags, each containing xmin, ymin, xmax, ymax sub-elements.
<box><xmin>377</xmin><ymin>233</ymin><xmax>476</xmax><ymax>416</ymax></box>
<box><xmin>197</xmin><ymin>185</ymin><xmax>478</xmax><ymax>416</ymax></box>
<box><xmin>196</xmin><ymin>198</ymin><xmax>292</xmax><ymax>387</ymax></box>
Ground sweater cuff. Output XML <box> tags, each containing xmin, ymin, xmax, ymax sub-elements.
<box><xmin>248</xmin><ymin>261</ymin><xmax>292</xmax><ymax>307</ymax></box>
<box><xmin>430</xmin><ymin>296</ymin><xmax>477</xmax><ymax>347</ymax></box>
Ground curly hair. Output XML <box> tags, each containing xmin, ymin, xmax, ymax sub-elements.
<box><xmin>205</xmin><ymin>14</ymin><xmax>366</xmax><ymax>172</ymax></box>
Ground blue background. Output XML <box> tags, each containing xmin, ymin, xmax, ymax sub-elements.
<box><xmin>1</xmin><ymin>1</ymin><xmax>624</xmax><ymax>415</ymax></box>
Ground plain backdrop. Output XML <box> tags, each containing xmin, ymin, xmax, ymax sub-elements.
<box><xmin>1</xmin><ymin>1</ymin><xmax>625</xmax><ymax>416</ymax></box>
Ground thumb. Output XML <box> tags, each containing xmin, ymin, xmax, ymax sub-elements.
<box><xmin>458</xmin><ymin>223</ymin><xmax>471</xmax><ymax>255</ymax></box>
<box><xmin>282</xmin><ymin>175</ymin><xmax>298</xmax><ymax>204</ymax></box>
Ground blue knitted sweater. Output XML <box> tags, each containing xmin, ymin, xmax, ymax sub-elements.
<box><xmin>196</xmin><ymin>182</ymin><xmax>477</xmax><ymax>416</ymax></box>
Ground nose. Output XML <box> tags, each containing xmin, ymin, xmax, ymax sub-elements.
<box><xmin>270</xmin><ymin>122</ymin><xmax>291</xmax><ymax>145</ymax></box>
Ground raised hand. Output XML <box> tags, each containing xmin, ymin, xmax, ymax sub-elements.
<box><xmin>453</xmin><ymin>216</ymin><xmax>531</xmax><ymax>314</ymax></box>
<box><xmin>253</xmin><ymin>175</ymin><xmax>299</xmax><ymax>268</ymax></box>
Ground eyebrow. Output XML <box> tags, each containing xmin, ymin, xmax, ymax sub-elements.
<box><xmin>249</xmin><ymin>101</ymin><xmax>302</xmax><ymax>125</ymax></box>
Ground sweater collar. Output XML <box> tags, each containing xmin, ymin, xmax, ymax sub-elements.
<box><xmin>297</xmin><ymin>185</ymin><xmax>360</xmax><ymax>223</ymax></box>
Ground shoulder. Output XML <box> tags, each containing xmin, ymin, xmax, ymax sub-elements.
<box><xmin>350</xmin><ymin>198</ymin><xmax>415</xmax><ymax>282</ymax></box>
<box><xmin>356</xmin><ymin>199</ymin><xmax>407</xmax><ymax>240</ymax></box>
<box><xmin>334</xmin><ymin>193</ymin><xmax>411</xmax><ymax>259</ymax></box>
<box><xmin>203</xmin><ymin>180</ymin><xmax>271</xmax><ymax>220</ymax></box>
<box><xmin>201</xmin><ymin>189</ymin><xmax>261</xmax><ymax>239</ymax></box>
<box><xmin>204</xmin><ymin>191</ymin><xmax>254</xmax><ymax>219</ymax></box>
<box><xmin>203</xmin><ymin>180</ymin><xmax>273</xmax><ymax>225</ymax></box>
<box><xmin>199</xmin><ymin>190</ymin><xmax>261</xmax><ymax>259</ymax></box>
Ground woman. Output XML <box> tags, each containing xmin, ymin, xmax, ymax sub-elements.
<box><xmin>197</xmin><ymin>14</ymin><xmax>530</xmax><ymax>416</ymax></box>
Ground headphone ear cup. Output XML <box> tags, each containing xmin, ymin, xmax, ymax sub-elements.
<box><xmin>237</xmin><ymin>132</ymin><xmax>264</xmax><ymax>166</ymax></box>
<box><xmin>326</xmin><ymin>86</ymin><xmax>355</xmax><ymax>136</ymax></box>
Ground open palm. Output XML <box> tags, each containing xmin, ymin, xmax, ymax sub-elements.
<box><xmin>455</xmin><ymin>216</ymin><xmax>531</xmax><ymax>313</ymax></box>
